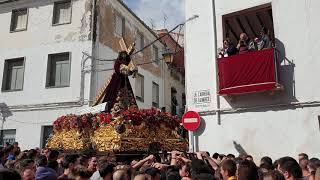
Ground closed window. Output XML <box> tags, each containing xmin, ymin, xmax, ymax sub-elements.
<box><xmin>46</xmin><ymin>52</ymin><xmax>71</xmax><ymax>87</ymax></box>
<box><xmin>52</xmin><ymin>0</ymin><xmax>72</xmax><ymax>25</ymax></box>
<box><xmin>152</xmin><ymin>82</ymin><xmax>159</xmax><ymax>108</ymax></box>
<box><xmin>136</xmin><ymin>32</ymin><xmax>144</xmax><ymax>51</ymax></box>
<box><xmin>153</xmin><ymin>46</ymin><xmax>159</xmax><ymax>65</ymax></box>
<box><xmin>2</xmin><ymin>58</ymin><xmax>25</xmax><ymax>91</ymax></box>
<box><xmin>41</xmin><ymin>126</ymin><xmax>53</xmax><ymax>148</ymax></box>
<box><xmin>135</xmin><ymin>74</ymin><xmax>144</xmax><ymax>102</ymax></box>
<box><xmin>10</xmin><ymin>8</ymin><xmax>28</xmax><ymax>32</ymax></box>
<box><xmin>115</xmin><ymin>13</ymin><xmax>125</xmax><ymax>37</ymax></box>
<box><xmin>0</xmin><ymin>129</ymin><xmax>16</xmax><ymax>145</ymax></box>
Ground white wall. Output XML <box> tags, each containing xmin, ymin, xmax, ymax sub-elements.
<box><xmin>0</xmin><ymin>0</ymin><xmax>93</xmax><ymax>105</ymax></box>
<box><xmin>185</xmin><ymin>0</ymin><xmax>320</xmax><ymax>161</ymax></box>
<box><xmin>0</xmin><ymin>0</ymin><xmax>93</xmax><ymax>149</ymax></box>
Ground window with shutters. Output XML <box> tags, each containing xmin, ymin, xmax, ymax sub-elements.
<box><xmin>52</xmin><ymin>0</ymin><xmax>72</xmax><ymax>25</ymax></box>
<box><xmin>135</xmin><ymin>74</ymin><xmax>144</xmax><ymax>102</ymax></box>
<box><xmin>136</xmin><ymin>32</ymin><xmax>144</xmax><ymax>52</ymax></box>
<box><xmin>10</xmin><ymin>8</ymin><xmax>28</xmax><ymax>32</ymax></box>
<box><xmin>115</xmin><ymin>13</ymin><xmax>125</xmax><ymax>37</ymax></box>
<box><xmin>41</xmin><ymin>126</ymin><xmax>53</xmax><ymax>148</ymax></box>
<box><xmin>152</xmin><ymin>82</ymin><xmax>159</xmax><ymax>108</ymax></box>
<box><xmin>2</xmin><ymin>58</ymin><xmax>25</xmax><ymax>91</ymax></box>
<box><xmin>46</xmin><ymin>52</ymin><xmax>71</xmax><ymax>88</ymax></box>
<box><xmin>153</xmin><ymin>46</ymin><xmax>159</xmax><ymax>65</ymax></box>
<box><xmin>0</xmin><ymin>129</ymin><xmax>16</xmax><ymax>145</ymax></box>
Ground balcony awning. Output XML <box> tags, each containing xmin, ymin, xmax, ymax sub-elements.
<box><xmin>218</xmin><ymin>48</ymin><xmax>277</xmax><ymax>95</ymax></box>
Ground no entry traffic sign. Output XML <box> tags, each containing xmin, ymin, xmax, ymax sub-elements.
<box><xmin>182</xmin><ymin>111</ymin><xmax>201</xmax><ymax>131</ymax></box>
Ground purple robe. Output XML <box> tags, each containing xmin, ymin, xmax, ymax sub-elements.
<box><xmin>101</xmin><ymin>56</ymin><xmax>137</xmax><ymax>113</ymax></box>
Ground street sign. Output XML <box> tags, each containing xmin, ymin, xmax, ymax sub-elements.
<box><xmin>182</xmin><ymin>111</ymin><xmax>201</xmax><ymax>131</ymax></box>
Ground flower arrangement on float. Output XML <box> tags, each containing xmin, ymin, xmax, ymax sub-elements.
<box><xmin>47</xmin><ymin>108</ymin><xmax>187</xmax><ymax>152</ymax></box>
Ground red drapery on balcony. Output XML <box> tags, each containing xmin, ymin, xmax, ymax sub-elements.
<box><xmin>218</xmin><ymin>48</ymin><xmax>277</xmax><ymax>95</ymax></box>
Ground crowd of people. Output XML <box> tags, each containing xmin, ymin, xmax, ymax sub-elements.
<box><xmin>0</xmin><ymin>142</ymin><xmax>319</xmax><ymax>180</ymax></box>
<box><xmin>219</xmin><ymin>27</ymin><xmax>272</xmax><ymax>58</ymax></box>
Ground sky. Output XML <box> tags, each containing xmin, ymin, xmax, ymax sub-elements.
<box><xmin>123</xmin><ymin>0</ymin><xmax>185</xmax><ymax>31</ymax></box>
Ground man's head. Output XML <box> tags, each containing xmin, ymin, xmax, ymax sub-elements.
<box><xmin>47</xmin><ymin>150</ymin><xmax>59</xmax><ymax>162</ymax></box>
<box><xmin>22</xmin><ymin>168</ymin><xmax>35</xmax><ymax>180</ymax></box>
<box><xmin>88</xmin><ymin>156</ymin><xmax>98</xmax><ymax>171</ymax></box>
<box><xmin>62</xmin><ymin>154</ymin><xmax>80</xmax><ymax>171</ymax></box>
<box><xmin>0</xmin><ymin>168</ymin><xmax>21</xmax><ymax>180</ymax></box>
<box><xmin>298</xmin><ymin>153</ymin><xmax>308</xmax><ymax>161</ymax></box>
<box><xmin>277</xmin><ymin>157</ymin><xmax>302</xmax><ymax>180</ymax></box>
<box><xmin>299</xmin><ymin>158</ymin><xmax>309</xmax><ymax>170</ymax></box>
<box><xmin>220</xmin><ymin>159</ymin><xmax>237</xmax><ymax>180</ymax></box>
<box><xmin>246</xmin><ymin>155</ymin><xmax>253</xmax><ymax>161</ymax></box>
<box><xmin>72</xmin><ymin>165</ymin><xmax>92</xmax><ymax>180</ymax></box>
<box><xmin>261</xmin><ymin>156</ymin><xmax>273</xmax><ymax>166</ymax></box>
<box><xmin>239</xmin><ymin>33</ymin><xmax>248</xmax><ymax>41</ymax></box>
<box><xmin>134</xmin><ymin>174</ymin><xmax>152</xmax><ymax>180</ymax></box>
<box><xmin>113</xmin><ymin>170</ymin><xmax>129</xmax><ymax>180</ymax></box>
<box><xmin>227</xmin><ymin>154</ymin><xmax>236</xmax><ymax>160</ymax></box>
<box><xmin>35</xmin><ymin>155</ymin><xmax>48</xmax><ymax>167</ymax></box>
<box><xmin>99</xmin><ymin>162</ymin><xmax>115</xmax><ymax>180</ymax></box>
<box><xmin>260</xmin><ymin>163</ymin><xmax>274</xmax><ymax>173</ymax></box>
<box><xmin>143</xmin><ymin>167</ymin><xmax>161</xmax><ymax>180</ymax></box>
<box><xmin>308</xmin><ymin>158</ymin><xmax>320</xmax><ymax>172</ymax></box>
<box><xmin>19</xmin><ymin>159</ymin><xmax>35</xmax><ymax>173</ymax></box>
<box><xmin>13</xmin><ymin>142</ymin><xmax>19</xmax><ymax>148</ymax></box>
<box><xmin>179</xmin><ymin>164</ymin><xmax>191</xmax><ymax>178</ymax></box>
<box><xmin>237</xmin><ymin>159</ymin><xmax>259</xmax><ymax>180</ymax></box>
<box><xmin>263</xmin><ymin>170</ymin><xmax>285</xmax><ymax>180</ymax></box>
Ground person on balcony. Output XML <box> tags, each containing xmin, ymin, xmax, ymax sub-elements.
<box><xmin>219</xmin><ymin>38</ymin><xmax>237</xmax><ymax>57</ymax></box>
<box><xmin>238</xmin><ymin>40</ymin><xmax>248</xmax><ymax>54</ymax></box>
<box><xmin>257</xmin><ymin>27</ymin><xmax>272</xmax><ymax>50</ymax></box>
<box><xmin>237</xmin><ymin>33</ymin><xmax>256</xmax><ymax>52</ymax></box>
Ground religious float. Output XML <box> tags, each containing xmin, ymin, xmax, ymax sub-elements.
<box><xmin>46</xmin><ymin>39</ymin><xmax>188</xmax><ymax>153</ymax></box>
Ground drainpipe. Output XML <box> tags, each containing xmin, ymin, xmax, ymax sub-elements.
<box><xmin>211</xmin><ymin>0</ymin><xmax>221</xmax><ymax>125</ymax></box>
<box><xmin>88</xmin><ymin>0</ymin><xmax>98</xmax><ymax>106</ymax></box>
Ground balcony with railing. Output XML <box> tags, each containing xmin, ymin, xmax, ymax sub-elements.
<box><xmin>218</xmin><ymin>48</ymin><xmax>283</xmax><ymax>95</ymax></box>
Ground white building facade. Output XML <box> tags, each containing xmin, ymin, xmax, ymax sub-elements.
<box><xmin>0</xmin><ymin>0</ymin><xmax>184</xmax><ymax>150</ymax></box>
<box><xmin>185</xmin><ymin>0</ymin><xmax>320</xmax><ymax>161</ymax></box>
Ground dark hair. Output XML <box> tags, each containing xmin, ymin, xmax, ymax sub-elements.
<box><xmin>26</xmin><ymin>149</ymin><xmax>38</xmax><ymax>159</ymax></box>
<box><xmin>212</xmin><ymin>153</ymin><xmax>219</xmax><ymax>159</ymax></box>
<box><xmin>179</xmin><ymin>163</ymin><xmax>191</xmax><ymax>174</ymax></box>
<box><xmin>47</xmin><ymin>160</ymin><xmax>59</xmax><ymax>171</ymax></box>
<box><xmin>73</xmin><ymin>165</ymin><xmax>92</xmax><ymax>178</ymax></box>
<box><xmin>0</xmin><ymin>150</ymin><xmax>4</xmax><ymax>158</ymax></box>
<box><xmin>166</xmin><ymin>170</ymin><xmax>181</xmax><ymax>180</ymax></box>
<box><xmin>36</xmin><ymin>155</ymin><xmax>48</xmax><ymax>167</ymax></box>
<box><xmin>20</xmin><ymin>159</ymin><xmax>34</xmax><ymax>169</ymax></box>
<box><xmin>237</xmin><ymin>159</ymin><xmax>259</xmax><ymax>180</ymax></box>
<box><xmin>0</xmin><ymin>168</ymin><xmax>21</xmax><ymax>180</ymax></box>
<box><xmin>143</xmin><ymin>167</ymin><xmax>160</xmax><ymax>178</ymax></box>
<box><xmin>278</xmin><ymin>157</ymin><xmax>302</xmax><ymax>178</ymax></box>
<box><xmin>263</xmin><ymin>170</ymin><xmax>285</xmax><ymax>180</ymax></box>
<box><xmin>193</xmin><ymin>173</ymin><xmax>215</xmax><ymax>180</ymax></box>
<box><xmin>260</xmin><ymin>163</ymin><xmax>274</xmax><ymax>171</ymax></box>
<box><xmin>48</xmin><ymin>150</ymin><xmax>59</xmax><ymax>161</ymax></box>
<box><xmin>261</xmin><ymin>156</ymin><xmax>273</xmax><ymax>166</ymax></box>
<box><xmin>62</xmin><ymin>154</ymin><xmax>79</xmax><ymax>169</ymax></box>
<box><xmin>227</xmin><ymin>154</ymin><xmax>235</xmax><ymax>159</ymax></box>
<box><xmin>191</xmin><ymin>159</ymin><xmax>214</xmax><ymax>175</ymax></box>
<box><xmin>99</xmin><ymin>163</ymin><xmax>115</xmax><ymax>178</ymax></box>
<box><xmin>298</xmin><ymin>153</ymin><xmax>308</xmax><ymax>160</ymax></box>
<box><xmin>309</xmin><ymin>158</ymin><xmax>320</xmax><ymax>172</ymax></box>
<box><xmin>246</xmin><ymin>155</ymin><xmax>253</xmax><ymax>159</ymax></box>
<box><xmin>221</xmin><ymin>159</ymin><xmax>237</xmax><ymax>177</ymax></box>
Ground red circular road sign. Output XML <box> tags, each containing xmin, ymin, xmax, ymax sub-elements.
<box><xmin>182</xmin><ymin>111</ymin><xmax>201</xmax><ymax>131</ymax></box>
